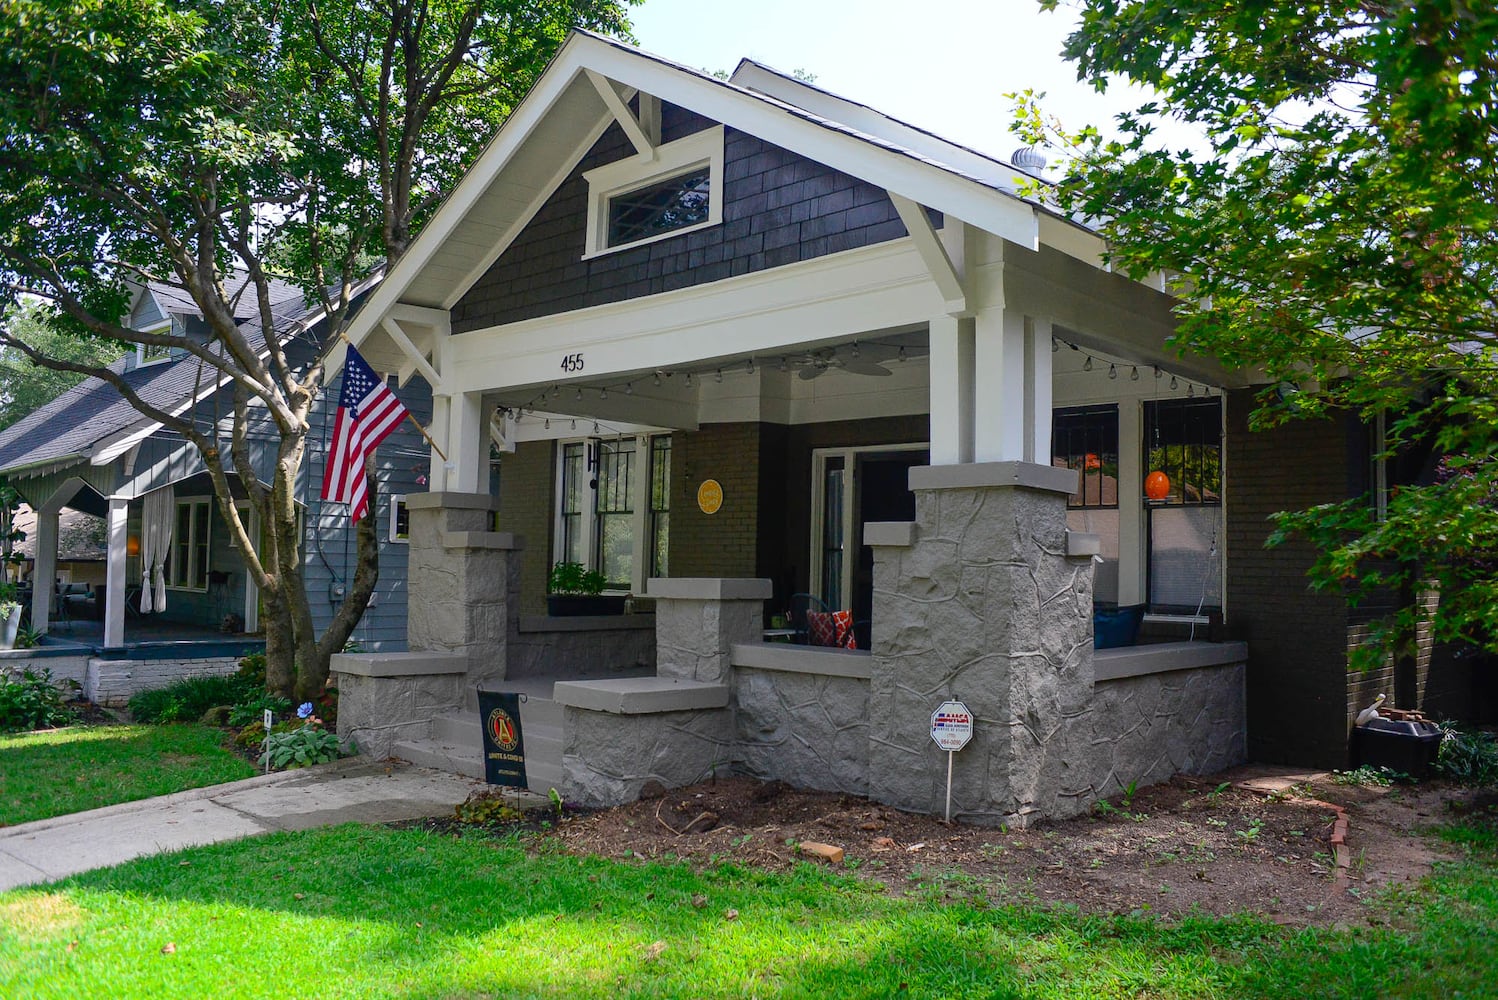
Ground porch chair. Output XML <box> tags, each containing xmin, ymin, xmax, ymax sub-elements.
<box><xmin>786</xmin><ymin>593</ymin><xmax>828</xmax><ymax>645</ymax></box>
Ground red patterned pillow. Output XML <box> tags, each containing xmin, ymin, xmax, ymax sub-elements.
<box><xmin>807</xmin><ymin>610</ymin><xmax>857</xmax><ymax>649</ymax></box>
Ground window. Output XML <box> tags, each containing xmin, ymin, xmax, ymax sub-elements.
<box><xmin>1143</xmin><ymin>397</ymin><xmax>1223</xmax><ymax>613</ymax></box>
<box><xmin>648</xmin><ymin>435</ymin><xmax>671</xmax><ymax>578</ymax></box>
<box><xmin>593</xmin><ymin>438</ymin><xmax>636</xmax><ymax>589</ymax></box>
<box><xmin>389</xmin><ymin>495</ymin><xmax>409</xmax><ymax>543</ymax></box>
<box><xmin>1052</xmin><ymin>405</ymin><xmax>1121</xmax><ymax>603</ymax></box>
<box><xmin>1052</xmin><ymin>405</ymin><xmax>1119</xmax><ymax>509</ymax></box>
<box><xmin>553</xmin><ymin>433</ymin><xmax>672</xmax><ymax>593</ymax></box>
<box><xmin>168</xmin><ymin>498</ymin><xmax>211</xmax><ymax>591</ymax></box>
<box><xmin>582</xmin><ymin>126</ymin><xmax>725</xmax><ymax>257</ymax></box>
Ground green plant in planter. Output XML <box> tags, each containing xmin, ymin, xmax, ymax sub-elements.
<box><xmin>547</xmin><ymin>561</ymin><xmax>606</xmax><ymax>596</ymax></box>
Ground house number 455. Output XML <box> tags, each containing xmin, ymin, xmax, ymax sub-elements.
<box><xmin>559</xmin><ymin>352</ymin><xmax>584</xmax><ymax>372</ymax></box>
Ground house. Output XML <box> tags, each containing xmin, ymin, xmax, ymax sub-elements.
<box><xmin>325</xmin><ymin>31</ymin><xmax>1466</xmax><ymax>821</ymax></box>
<box><xmin>0</xmin><ymin>275</ymin><xmax>432</xmax><ymax>700</ymax></box>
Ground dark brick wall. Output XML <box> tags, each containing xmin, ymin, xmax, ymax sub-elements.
<box><xmin>1226</xmin><ymin>388</ymin><xmax>1365</xmax><ymax>768</ymax></box>
<box><xmin>497</xmin><ymin>440</ymin><xmax>555</xmax><ymax>615</ymax></box>
<box><xmin>451</xmin><ymin>103</ymin><xmax>911</xmax><ymax>333</ymax></box>
<box><xmin>668</xmin><ymin>423</ymin><xmax>762</xmax><ymax>579</ymax></box>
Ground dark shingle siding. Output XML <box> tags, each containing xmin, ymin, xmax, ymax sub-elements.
<box><xmin>451</xmin><ymin>104</ymin><xmax>911</xmax><ymax>334</ymax></box>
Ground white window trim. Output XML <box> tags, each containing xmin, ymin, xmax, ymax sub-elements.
<box><xmin>809</xmin><ymin>442</ymin><xmax>928</xmax><ymax>611</ymax></box>
<box><xmin>551</xmin><ymin>434</ymin><xmax>659</xmax><ymax>594</ymax></box>
<box><xmin>389</xmin><ymin>494</ymin><xmax>409</xmax><ymax>544</ymax></box>
<box><xmin>581</xmin><ymin>126</ymin><xmax>725</xmax><ymax>259</ymax></box>
<box><xmin>166</xmin><ymin>498</ymin><xmax>211</xmax><ymax>592</ymax></box>
<box><xmin>134</xmin><ymin>320</ymin><xmax>173</xmax><ymax>368</ymax></box>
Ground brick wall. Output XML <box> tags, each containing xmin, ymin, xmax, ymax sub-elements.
<box><xmin>451</xmin><ymin>103</ymin><xmax>911</xmax><ymax>334</ymax></box>
<box><xmin>497</xmin><ymin>440</ymin><xmax>555</xmax><ymax>615</ymax></box>
<box><xmin>86</xmin><ymin>655</ymin><xmax>241</xmax><ymax>708</ymax></box>
<box><xmin>669</xmin><ymin>423</ymin><xmax>762</xmax><ymax>579</ymax></box>
<box><xmin>1225</xmin><ymin>388</ymin><xmax>1364</xmax><ymax>767</ymax></box>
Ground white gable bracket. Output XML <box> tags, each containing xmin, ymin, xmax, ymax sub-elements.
<box><xmin>585</xmin><ymin>69</ymin><xmax>657</xmax><ymax>160</ymax></box>
<box><xmin>890</xmin><ymin>194</ymin><xmax>966</xmax><ymax>315</ymax></box>
<box><xmin>381</xmin><ymin>316</ymin><xmax>443</xmax><ymax>390</ymax></box>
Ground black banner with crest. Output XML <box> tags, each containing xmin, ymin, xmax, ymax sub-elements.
<box><xmin>477</xmin><ymin>690</ymin><xmax>527</xmax><ymax>787</ymax></box>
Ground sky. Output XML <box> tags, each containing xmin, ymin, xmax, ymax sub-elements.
<box><xmin>628</xmin><ymin>0</ymin><xmax>1181</xmax><ymax>163</ymax></box>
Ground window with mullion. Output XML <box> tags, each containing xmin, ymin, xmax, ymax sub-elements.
<box><xmin>593</xmin><ymin>438</ymin><xmax>636</xmax><ymax>589</ymax></box>
<box><xmin>559</xmin><ymin>443</ymin><xmax>586</xmax><ymax>566</ymax></box>
<box><xmin>1052</xmin><ymin>405</ymin><xmax>1120</xmax><ymax>509</ymax></box>
<box><xmin>607</xmin><ymin>169</ymin><xmax>711</xmax><ymax>248</ymax></box>
<box><xmin>648</xmin><ymin>435</ymin><xmax>671</xmax><ymax>579</ymax></box>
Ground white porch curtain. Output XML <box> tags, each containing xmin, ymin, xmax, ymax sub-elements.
<box><xmin>139</xmin><ymin>487</ymin><xmax>175</xmax><ymax>613</ymax></box>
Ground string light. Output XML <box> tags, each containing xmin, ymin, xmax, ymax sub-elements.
<box><xmin>1052</xmin><ymin>338</ymin><xmax>1059</xmax><ymax>352</ymax></box>
<box><xmin>898</xmin><ymin>346</ymin><xmax>906</xmax><ymax>362</ymax></box>
<box><xmin>779</xmin><ymin>356</ymin><xmax>790</xmax><ymax>372</ymax></box>
<box><xmin>544</xmin><ymin>418</ymin><xmax>550</xmax><ymax>429</ymax></box>
<box><xmin>715</xmin><ymin>369</ymin><xmax>723</xmax><ymax>383</ymax></box>
<box><xmin>746</xmin><ymin>358</ymin><xmax>755</xmax><ymax>375</ymax></box>
<box><xmin>1187</xmin><ymin>383</ymin><xmax>1195</xmax><ymax>398</ymax></box>
<box><xmin>1108</xmin><ymin>363</ymin><xmax>1118</xmax><ymax>380</ymax></box>
<box><xmin>592</xmin><ymin>422</ymin><xmax>599</xmax><ymax>434</ymax></box>
<box><xmin>1170</xmin><ymin>375</ymin><xmax>1178</xmax><ymax>390</ymax></box>
<box><xmin>1131</xmin><ymin>366</ymin><xmax>1140</xmax><ymax>381</ymax></box>
<box><xmin>625</xmin><ymin>382</ymin><xmax>633</xmax><ymax>395</ymax></box>
<box><xmin>1083</xmin><ymin>356</ymin><xmax>1094</xmax><ymax>371</ymax></box>
<box><xmin>653</xmin><ymin>372</ymin><xmax>662</xmax><ymax>387</ymax></box>
<box><xmin>599</xmin><ymin>387</ymin><xmax>607</xmax><ymax>400</ymax></box>
<box><xmin>685</xmin><ymin>373</ymin><xmax>693</xmax><ymax>387</ymax></box>
<box><xmin>575</xmin><ymin>387</ymin><xmax>583</xmax><ymax>401</ymax></box>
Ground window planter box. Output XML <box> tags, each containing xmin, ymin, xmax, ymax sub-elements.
<box><xmin>546</xmin><ymin>594</ymin><xmax>629</xmax><ymax>617</ymax></box>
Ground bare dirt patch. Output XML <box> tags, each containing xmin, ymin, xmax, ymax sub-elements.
<box><xmin>540</xmin><ymin>767</ymin><xmax>1488</xmax><ymax>927</ymax></box>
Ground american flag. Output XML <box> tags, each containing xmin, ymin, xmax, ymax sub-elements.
<box><xmin>322</xmin><ymin>344</ymin><xmax>408</xmax><ymax>521</ymax></box>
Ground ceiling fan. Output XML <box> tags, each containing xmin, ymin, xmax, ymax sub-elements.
<box><xmin>788</xmin><ymin>342</ymin><xmax>898</xmax><ymax>380</ymax></box>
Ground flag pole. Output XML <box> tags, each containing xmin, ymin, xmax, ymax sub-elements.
<box><xmin>337</xmin><ymin>331</ymin><xmax>449</xmax><ymax>463</ymax></box>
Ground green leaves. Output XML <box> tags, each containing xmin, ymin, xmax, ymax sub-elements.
<box><xmin>1037</xmin><ymin>1</ymin><xmax>1498</xmax><ymax>664</ymax></box>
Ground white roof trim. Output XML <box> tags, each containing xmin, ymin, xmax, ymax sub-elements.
<box><xmin>344</xmin><ymin>31</ymin><xmax>1105</xmax><ymax>351</ymax></box>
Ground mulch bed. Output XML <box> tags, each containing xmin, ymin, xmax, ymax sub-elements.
<box><xmin>417</xmin><ymin>770</ymin><xmax>1494</xmax><ymax>928</ymax></box>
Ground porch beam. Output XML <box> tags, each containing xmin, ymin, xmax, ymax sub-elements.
<box><xmin>103</xmin><ymin>496</ymin><xmax>128</xmax><ymax>648</ymax></box>
<box><xmin>380</xmin><ymin>316</ymin><xmax>443</xmax><ymax>390</ymax></box>
<box><xmin>585</xmin><ymin>70</ymin><xmax>655</xmax><ymax>159</ymax></box>
<box><xmin>890</xmin><ymin>194</ymin><xmax>966</xmax><ymax>314</ymax></box>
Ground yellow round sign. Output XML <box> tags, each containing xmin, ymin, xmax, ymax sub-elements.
<box><xmin>696</xmin><ymin>479</ymin><xmax>723</xmax><ymax>515</ymax></box>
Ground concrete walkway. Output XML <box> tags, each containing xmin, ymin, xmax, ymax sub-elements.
<box><xmin>0</xmin><ymin>757</ymin><xmax>511</xmax><ymax>892</ymax></box>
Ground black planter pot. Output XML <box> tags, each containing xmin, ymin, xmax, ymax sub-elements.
<box><xmin>546</xmin><ymin>594</ymin><xmax>628</xmax><ymax>617</ymax></box>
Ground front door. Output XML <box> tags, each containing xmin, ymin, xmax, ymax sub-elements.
<box><xmin>813</xmin><ymin>445</ymin><xmax>928</xmax><ymax>649</ymax></box>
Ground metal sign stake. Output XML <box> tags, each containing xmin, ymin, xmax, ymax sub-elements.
<box><xmin>945</xmin><ymin>749</ymin><xmax>954</xmax><ymax>823</ymax></box>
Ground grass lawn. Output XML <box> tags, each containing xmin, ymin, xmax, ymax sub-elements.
<box><xmin>2</xmin><ymin>822</ymin><xmax>1495</xmax><ymax>999</ymax></box>
<box><xmin>0</xmin><ymin>724</ymin><xmax>257</xmax><ymax>827</ymax></box>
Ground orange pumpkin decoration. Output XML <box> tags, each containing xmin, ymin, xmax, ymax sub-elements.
<box><xmin>1144</xmin><ymin>470</ymin><xmax>1171</xmax><ymax>501</ymax></box>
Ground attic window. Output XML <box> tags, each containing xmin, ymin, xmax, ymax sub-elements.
<box><xmin>583</xmin><ymin>126</ymin><xmax>724</xmax><ymax>258</ymax></box>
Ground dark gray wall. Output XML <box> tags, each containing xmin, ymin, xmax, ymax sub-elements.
<box><xmin>452</xmin><ymin>103</ymin><xmax>915</xmax><ymax>333</ymax></box>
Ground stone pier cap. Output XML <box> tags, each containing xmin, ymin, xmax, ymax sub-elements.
<box><xmin>645</xmin><ymin>578</ymin><xmax>772</xmax><ymax>601</ymax></box>
<box><xmin>909</xmin><ymin>460</ymin><xmax>1079</xmax><ymax>495</ymax></box>
<box><xmin>554</xmin><ymin>677</ymin><xmax>731</xmax><ymax>714</ymax></box>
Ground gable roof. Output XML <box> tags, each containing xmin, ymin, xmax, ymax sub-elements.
<box><xmin>0</xmin><ymin>280</ymin><xmax>324</xmax><ymax>479</ymax></box>
<box><xmin>343</xmin><ymin>30</ymin><xmax>1102</xmax><ymax>352</ymax></box>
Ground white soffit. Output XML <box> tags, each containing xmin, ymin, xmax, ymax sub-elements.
<box><xmin>347</xmin><ymin>31</ymin><xmax>1115</xmax><ymax>350</ymax></box>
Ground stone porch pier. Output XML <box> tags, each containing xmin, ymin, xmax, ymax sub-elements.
<box><xmin>867</xmin><ymin>460</ymin><xmax>1101</xmax><ymax>827</ymax></box>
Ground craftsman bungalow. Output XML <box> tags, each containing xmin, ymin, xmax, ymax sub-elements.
<box><xmin>328</xmin><ymin>31</ymin><xmax>1469</xmax><ymax>821</ymax></box>
<box><xmin>0</xmin><ymin>276</ymin><xmax>432</xmax><ymax>701</ymax></box>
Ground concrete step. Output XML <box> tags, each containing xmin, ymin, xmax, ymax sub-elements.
<box><xmin>389</xmin><ymin>737</ymin><xmax>484</xmax><ymax>781</ymax></box>
<box><xmin>434</xmin><ymin>701</ymin><xmax>564</xmax><ymax>744</ymax></box>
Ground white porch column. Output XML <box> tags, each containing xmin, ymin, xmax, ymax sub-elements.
<box><xmin>927</xmin><ymin>315</ymin><xmax>975</xmax><ymax>465</ymax></box>
<box><xmin>432</xmin><ymin>391</ymin><xmax>484</xmax><ymax>494</ymax></box>
<box><xmin>973</xmin><ymin>307</ymin><xmax>1053</xmax><ymax>465</ymax></box>
<box><xmin>103</xmin><ymin>496</ymin><xmax>128</xmax><ymax>647</ymax></box>
<box><xmin>30</xmin><ymin>508</ymin><xmax>57</xmax><ymax>633</ymax></box>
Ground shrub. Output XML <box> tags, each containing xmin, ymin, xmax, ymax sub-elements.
<box><xmin>260</xmin><ymin>724</ymin><xmax>343</xmax><ymax>770</ymax></box>
<box><xmin>0</xmin><ymin>668</ymin><xmax>77</xmax><ymax>733</ymax></box>
<box><xmin>237</xmin><ymin>650</ymin><xmax>267</xmax><ymax>686</ymax></box>
<box><xmin>1437</xmin><ymin>723</ymin><xmax>1498</xmax><ymax>786</ymax></box>
<box><xmin>227</xmin><ymin>692</ymin><xmax>294</xmax><ymax>729</ymax></box>
<box><xmin>128</xmin><ymin>674</ymin><xmax>256</xmax><ymax>724</ymax></box>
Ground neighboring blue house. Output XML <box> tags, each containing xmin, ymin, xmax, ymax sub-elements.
<box><xmin>0</xmin><ymin>276</ymin><xmax>431</xmax><ymax>652</ymax></box>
